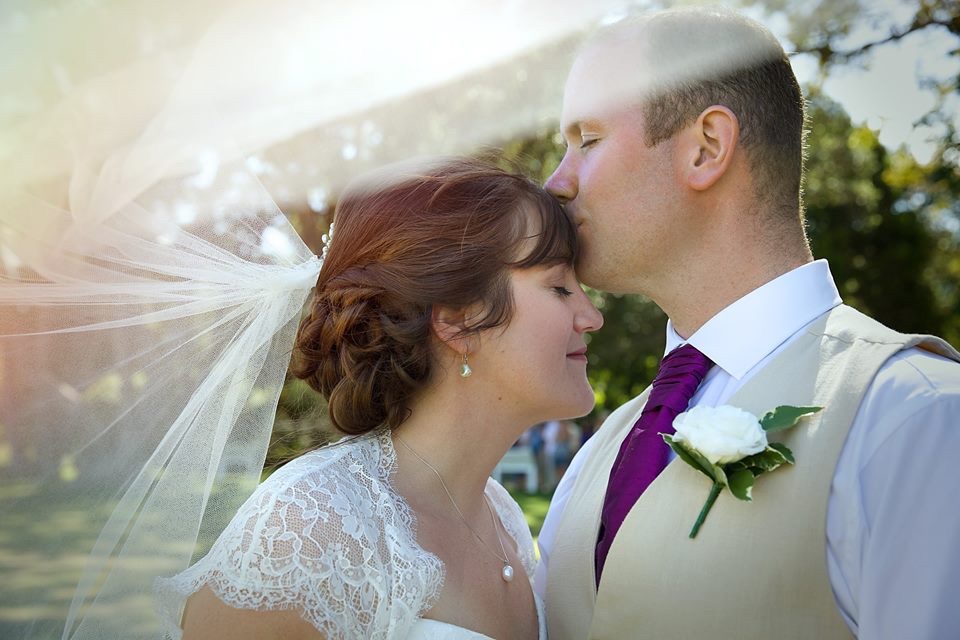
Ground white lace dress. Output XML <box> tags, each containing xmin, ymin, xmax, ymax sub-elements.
<box><xmin>155</xmin><ymin>431</ymin><xmax>546</xmax><ymax>639</ymax></box>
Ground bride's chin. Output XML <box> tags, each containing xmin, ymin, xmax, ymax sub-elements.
<box><xmin>560</xmin><ymin>389</ymin><xmax>597</xmax><ymax>420</ymax></box>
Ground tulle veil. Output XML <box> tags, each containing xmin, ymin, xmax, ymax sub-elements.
<box><xmin>0</xmin><ymin>0</ymin><xmax>627</xmax><ymax>637</ymax></box>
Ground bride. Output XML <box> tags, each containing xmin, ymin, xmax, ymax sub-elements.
<box><xmin>155</xmin><ymin>157</ymin><xmax>603</xmax><ymax>639</ymax></box>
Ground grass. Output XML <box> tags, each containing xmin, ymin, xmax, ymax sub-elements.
<box><xmin>508</xmin><ymin>489</ymin><xmax>553</xmax><ymax>548</ymax></box>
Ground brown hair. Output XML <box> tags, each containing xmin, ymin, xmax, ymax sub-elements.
<box><xmin>598</xmin><ymin>8</ymin><xmax>806</xmax><ymax>219</ymax></box>
<box><xmin>291</xmin><ymin>157</ymin><xmax>577</xmax><ymax>435</ymax></box>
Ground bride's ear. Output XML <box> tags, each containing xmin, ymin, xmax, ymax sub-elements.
<box><xmin>430</xmin><ymin>304</ymin><xmax>477</xmax><ymax>356</ymax></box>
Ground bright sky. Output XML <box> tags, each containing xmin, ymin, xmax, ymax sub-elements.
<box><xmin>757</xmin><ymin>1</ymin><xmax>959</xmax><ymax>164</ymax></box>
<box><xmin>2</xmin><ymin>0</ymin><xmax>954</xmax><ymax>208</ymax></box>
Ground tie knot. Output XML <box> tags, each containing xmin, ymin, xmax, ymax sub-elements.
<box><xmin>646</xmin><ymin>343</ymin><xmax>714</xmax><ymax>414</ymax></box>
<box><xmin>658</xmin><ymin>342</ymin><xmax>713</xmax><ymax>377</ymax></box>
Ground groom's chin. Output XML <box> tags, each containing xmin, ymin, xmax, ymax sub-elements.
<box><xmin>574</xmin><ymin>258</ymin><xmax>616</xmax><ymax>294</ymax></box>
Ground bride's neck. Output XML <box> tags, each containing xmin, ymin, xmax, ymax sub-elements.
<box><xmin>390</xmin><ymin>383</ymin><xmax>525</xmax><ymax>516</ymax></box>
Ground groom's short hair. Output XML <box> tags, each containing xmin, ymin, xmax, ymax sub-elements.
<box><xmin>593</xmin><ymin>7</ymin><xmax>807</xmax><ymax>219</ymax></box>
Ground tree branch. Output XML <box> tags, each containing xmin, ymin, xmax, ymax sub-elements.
<box><xmin>795</xmin><ymin>15</ymin><xmax>957</xmax><ymax>66</ymax></box>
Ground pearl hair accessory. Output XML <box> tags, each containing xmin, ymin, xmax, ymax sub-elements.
<box><xmin>395</xmin><ymin>436</ymin><xmax>514</xmax><ymax>582</ymax></box>
<box><xmin>320</xmin><ymin>222</ymin><xmax>335</xmax><ymax>261</ymax></box>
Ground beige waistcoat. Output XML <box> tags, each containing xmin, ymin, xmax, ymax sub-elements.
<box><xmin>545</xmin><ymin>305</ymin><xmax>960</xmax><ymax>640</ymax></box>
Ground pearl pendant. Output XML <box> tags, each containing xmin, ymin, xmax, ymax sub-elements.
<box><xmin>501</xmin><ymin>563</ymin><xmax>514</xmax><ymax>582</ymax></box>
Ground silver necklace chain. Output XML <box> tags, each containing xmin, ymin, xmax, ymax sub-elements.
<box><xmin>395</xmin><ymin>435</ymin><xmax>515</xmax><ymax>582</ymax></box>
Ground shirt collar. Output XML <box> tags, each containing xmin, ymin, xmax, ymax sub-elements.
<box><xmin>664</xmin><ymin>260</ymin><xmax>842</xmax><ymax>380</ymax></box>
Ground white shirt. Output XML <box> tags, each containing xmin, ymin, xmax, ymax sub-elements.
<box><xmin>535</xmin><ymin>260</ymin><xmax>960</xmax><ymax>639</ymax></box>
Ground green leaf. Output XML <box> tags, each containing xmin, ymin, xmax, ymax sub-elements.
<box><xmin>768</xmin><ymin>442</ymin><xmax>795</xmax><ymax>465</ymax></box>
<box><xmin>663</xmin><ymin>434</ymin><xmax>714</xmax><ymax>481</ymax></box>
<box><xmin>728</xmin><ymin>469</ymin><xmax>755</xmax><ymax>501</ymax></box>
<box><xmin>726</xmin><ymin>447</ymin><xmax>788</xmax><ymax>475</ymax></box>
<box><xmin>681</xmin><ymin>441</ymin><xmax>728</xmax><ymax>486</ymax></box>
<box><xmin>707</xmin><ymin>461</ymin><xmax>728</xmax><ymax>488</ymax></box>
<box><xmin>760</xmin><ymin>405</ymin><xmax>823</xmax><ymax>432</ymax></box>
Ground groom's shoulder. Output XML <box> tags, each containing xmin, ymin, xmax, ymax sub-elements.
<box><xmin>868</xmin><ymin>345</ymin><xmax>960</xmax><ymax>406</ymax></box>
<box><xmin>845</xmin><ymin>345</ymin><xmax>960</xmax><ymax>463</ymax></box>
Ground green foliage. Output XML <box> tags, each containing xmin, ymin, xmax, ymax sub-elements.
<box><xmin>760</xmin><ymin>405</ymin><xmax>822</xmax><ymax>432</ymax></box>
<box><xmin>726</xmin><ymin>444</ymin><xmax>794</xmax><ymax>476</ymax></box>
<box><xmin>663</xmin><ymin>434</ymin><xmax>728</xmax><ymax>486</ymax></box>
<box><xmin>804</xmin><ymin>93</ymin><xmax>959</xmax><ymax>342</ymax></box>
<box><xmin>728</xmin><ymin>468</ymin><xmax>755</xmax><ymax>501</ymax></box>
<box><xmin>267</xmin><ymin>378</ymin><xmax>330</xmax><ymax>472</ymax></box>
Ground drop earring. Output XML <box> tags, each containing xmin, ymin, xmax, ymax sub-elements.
<box><xmin>459</xmin><ymin>353</ymin><xmax>473</xmax><ymax>378</ymax></box>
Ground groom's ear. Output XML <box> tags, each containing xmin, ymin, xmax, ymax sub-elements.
<box><xmin>680</xmin><ymin>105</ymin><xmax>739</xmax><ymax>191</ymax></box>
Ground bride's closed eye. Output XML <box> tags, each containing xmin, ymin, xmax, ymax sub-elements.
<box><xmin>553</xmin><ymin>286</ymin><xmax>574</xmax><ymax>297</ymax></box>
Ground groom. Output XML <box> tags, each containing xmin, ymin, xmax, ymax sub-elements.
<box><xmin>534</xmin><ymin>7</ymin><xmax>960</xmax><ymax>640</ymax></box>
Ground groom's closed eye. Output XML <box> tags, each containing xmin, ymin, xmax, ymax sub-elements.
<box><xmin>580</xmin><ymin>137</ymin><xmax>600</xmax><ymax>149</ymax></box>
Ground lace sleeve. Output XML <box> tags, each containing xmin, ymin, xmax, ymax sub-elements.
<box><xmin>155</xmin><ymin>439</ymin><xmax>443</xmax><ymax>640</ymax></box>
<box><xmin>484</xmin><ymin>479</ymin><xmax>538</xmax><ymax>582</ymax></box>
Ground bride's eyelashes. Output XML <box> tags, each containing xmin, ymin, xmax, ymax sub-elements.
<box><xmin>580</xmin><ymin>136</ymin><xmax>600</xmax><ymax>149</ymax></box>
<box><xmin>553</xmin><ymin>286</ymin><xmax>574</xmax><ymax>298</ymax></box>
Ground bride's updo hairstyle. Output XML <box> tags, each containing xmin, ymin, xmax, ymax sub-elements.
<box><xmin>292</xmin><ymin>157</ymin><xmax>577</xmax><ymax>435</ymax></box>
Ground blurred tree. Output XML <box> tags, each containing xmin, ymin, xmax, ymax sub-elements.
<box><xmin>746</xmin><ymin>0</ymin><xmax>960</xmax><ymax>340</ymax></box>
<box><xmin>804</xmin><ymin>91</ymin><xmax>955</xmax><ymax>340</ymax></box>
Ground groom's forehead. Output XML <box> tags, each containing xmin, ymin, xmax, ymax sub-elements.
<box><xmin>560</xmin><ymin>18</ymin><xmax>785</xmax><ymax>126</ymax></box>
<box><xmin>560</xmin><ymin>40</ymin><xmax>656</xmax><ymax>128</ymax></box>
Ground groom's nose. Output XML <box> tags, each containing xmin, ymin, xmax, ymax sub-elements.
<box><xmin>545</xmin><ymin>156</ymin><xmax>578</xmax><ymax>204</ymax></box>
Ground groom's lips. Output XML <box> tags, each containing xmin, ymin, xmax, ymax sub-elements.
<box><xmin>567</xmin><ymin>347</ymin><xmax>588</xmax><ymax>361</ymax></box>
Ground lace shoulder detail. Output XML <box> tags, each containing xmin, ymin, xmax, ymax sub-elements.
<box><xmin>155</xmin><ymin>432</ymin><xmax>443</xmax><ymax>640</ymax></box>
<box><xmin>484</xmin><ymin>478</ymin><xmax>538</xmax><ymax>581</ymax></box>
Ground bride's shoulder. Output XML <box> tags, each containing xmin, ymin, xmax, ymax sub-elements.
<box><xmin>260</xmin><ymin>432</ymin><xmax>391</xmax><ymax>497</ymax></box>
<box><xmin>234</xmin><ymin>431</ymin><xmax>400</xmax><ymax>540</ymax></box>
<box><xmin>158</xmin><ymin>431</ymin><xmax>437</xmax><ymax>639</ymax></box>
<box><xmin>271</xmin><ymin>431</ymin><xmax>389</xmax><ymax>480</ymax></box>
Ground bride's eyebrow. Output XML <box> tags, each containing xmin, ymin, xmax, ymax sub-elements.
<box><xmin>540</xmin><ymin>260</ymin><xmax>572</xmax><ymax>274</ymax></box>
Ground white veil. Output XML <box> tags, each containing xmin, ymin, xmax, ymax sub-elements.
<box><xmin>0</xmin><ymin>0</ymin><xmax>629</xmax><ymax>637</ymax></box>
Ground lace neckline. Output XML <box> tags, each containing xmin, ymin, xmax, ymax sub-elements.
<box><xmin>156</xmin><ymin>428</ymin><xmax>537</xmax><ymax>640</ymax></box>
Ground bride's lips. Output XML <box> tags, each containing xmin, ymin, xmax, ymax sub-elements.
<box><xmin>566</xmin><ymin>347</ymin><xmax>588</xmax><ymax>362</ymax></box>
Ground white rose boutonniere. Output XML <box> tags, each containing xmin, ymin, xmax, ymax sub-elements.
<box><xmin>662</xmin><ymin>404</ymin><xmax>822</xmax><ymax>538</ymax></box>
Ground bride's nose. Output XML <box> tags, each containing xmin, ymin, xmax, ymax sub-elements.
<box><xmin>574</xmin><ymin>290</ymin><xmax>603</xmax><ymax>333</ymax></box>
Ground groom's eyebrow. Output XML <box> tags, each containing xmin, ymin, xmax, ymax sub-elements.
<box><xmin>560</xmin><ymin>121</ymin><xmax>585</xmax><ymax>145</ymax></box>
<box><xmin>560</xmin><ymin>119</ymin><xmax>601</xmax><ymax>144</ymax></box>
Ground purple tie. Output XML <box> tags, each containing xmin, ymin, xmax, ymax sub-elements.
<box><xmin>595</xmin><ymin>343</ymin><xmax>713</xmax><ymax>583</ymax></box>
